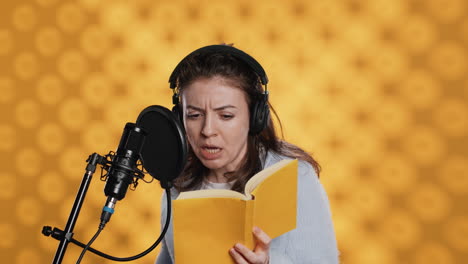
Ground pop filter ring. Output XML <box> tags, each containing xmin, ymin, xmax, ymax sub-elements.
<box><xmin>136</xmin><ymin>105</ymin><xmax>188</xmax><ymax>188</ymax></box>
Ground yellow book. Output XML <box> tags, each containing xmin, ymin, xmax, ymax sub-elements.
<box><xmin>172</xmin><ymin>159</ymin><xmax>298</xmax><ymax>264</ymax></box>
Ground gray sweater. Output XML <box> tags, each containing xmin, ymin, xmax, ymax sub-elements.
<box><xmin>156</xmin><ymin>152</ymin><xmax>340</xmax><ymax>263</ymax></box>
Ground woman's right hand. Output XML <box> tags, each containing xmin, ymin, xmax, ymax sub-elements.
<box><xmin>229</xmin><ymin>226</ymin><xmax>271</xmax><ymax>264</ymax></box>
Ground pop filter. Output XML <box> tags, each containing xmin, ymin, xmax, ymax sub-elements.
<box><xmin>136</xmin><ymin>105</ymin><xmax>188</xmax><ymax>187</ymax></box>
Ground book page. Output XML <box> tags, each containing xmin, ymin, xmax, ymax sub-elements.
<box><xmin>177</xmin><ymin>189</ymin><xmax>248</xmax><ymax>200</ymax></box>
<box><xmin>244</xmin><ymin>159</ymin><xmax>295</xmax><ymax>198</ymax></box>
<box><xmin>250</xmin><ymin>159</ymin><xmax>297</xmax><ymax>240</ymax></box>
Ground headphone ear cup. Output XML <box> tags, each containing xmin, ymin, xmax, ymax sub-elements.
<box><xmin>172</xmin><ymin>105</ymin><xmax>184</xmax><ymax>128</ymax></box>
<box><xmin>249</xmin><ymin>100</ymin><xmax>269</xmax><ymax>135</ymax></box>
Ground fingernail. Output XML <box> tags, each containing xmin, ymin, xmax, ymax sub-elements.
<box><xmin>253</xmin><ymin>226</ymin><xmax>260</xmax><ymax>233</ymax></box>
<box><xmin>235</xmin><ymin>243</ymin><xmax>241</xmax><ymax>249</ymax></box>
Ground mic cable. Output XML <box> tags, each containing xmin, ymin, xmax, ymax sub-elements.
<box><xmin>75</xmin><ymin>225</ymin><xmax>103</xmax><ymax>264</ymax></box>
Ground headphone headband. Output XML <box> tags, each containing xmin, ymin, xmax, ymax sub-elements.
<box><xmin>168</xmin><ymin>45</ymin><xmax>269</xmax><ymax>89</ymax></box>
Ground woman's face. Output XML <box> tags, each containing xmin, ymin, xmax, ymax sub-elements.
<box><xmin>181</xmin><ymin>76</ymin><xmax>250</xmax><ymax>175</ymax></box>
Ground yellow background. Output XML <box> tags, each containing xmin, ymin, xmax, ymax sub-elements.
<box><xmin>1</xmin><ymin>0</ymin><xmax>468</xmax><ymax>263</ymax></box>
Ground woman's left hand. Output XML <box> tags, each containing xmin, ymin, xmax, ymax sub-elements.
<box><xmin>229</xmin><ymin>226</ymin><xmax>271</xmax><ymax>264</ymax></box>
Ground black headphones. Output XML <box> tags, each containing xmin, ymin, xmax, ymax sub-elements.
<box><xmin>168</xmin><ymin>45</ymin><xmax>270</xmax><ymax>135</ymax></box>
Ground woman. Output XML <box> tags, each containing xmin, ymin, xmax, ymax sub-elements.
<box><xmin>156</xmin><ymin>45</ymin><xmax>339</xmax><ymax>264</ymax></box>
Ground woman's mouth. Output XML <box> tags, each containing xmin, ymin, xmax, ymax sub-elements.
<box><xmin>204</xmin><ymin>147</ymin><xmax>221</xmax><ymax>153</ymax></box>
<box><xmin>200</xmin><ymin>146</ymin><xmax>222</xmax><ymax>159</ymax></box>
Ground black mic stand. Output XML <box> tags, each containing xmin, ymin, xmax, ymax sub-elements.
<box><xmin>47</xmin><ymin>153</ymin><xmax>104</xmax><ymax>264</ymax></box>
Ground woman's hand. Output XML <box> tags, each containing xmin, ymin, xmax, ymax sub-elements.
<box><xmin>229</xmin><ymin>226</ymin><xmax>271</xmax><ymax>264</ymax></box>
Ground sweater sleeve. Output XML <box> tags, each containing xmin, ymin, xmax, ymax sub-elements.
<box><xmin>155</xmin><ymin>237</ymin><xmax>172</xmax><ymax>264</ymax></box>
<box><xmin>269</xmin><ymin>160</ymin><xmax>340</xmax><ymax>264</ymax></box>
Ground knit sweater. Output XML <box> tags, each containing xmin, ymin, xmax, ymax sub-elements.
<box><xmin>155</xmin><ymin>151</ymin><xmax>340</xmax><ymax>264</ymax></box>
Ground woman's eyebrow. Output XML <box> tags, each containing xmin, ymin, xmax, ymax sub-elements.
<box><xmin>186</xmin><ymin>105</ymin><xmax>204</xmax><ymax>112</ymax></box>
<box><xmin>186</xmin><ymin>105</ymin><xmax>237</xmax><ymax>112</ymax></box>
<box><xmin>213</xmin><ymin>105</ymin><xmax>236</xmax><ymax>111</ymax></box>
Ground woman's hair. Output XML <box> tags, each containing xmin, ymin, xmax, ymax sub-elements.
<box><xmin>172</xmin><ymin>46</ymin><xmax>321</xmax><ymax>192</ymax></box>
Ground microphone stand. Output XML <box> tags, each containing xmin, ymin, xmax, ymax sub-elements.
<box><xmin>48</xmin><ymin>153</ymin><xmax>104</xmax><ymax>264</ymax></box>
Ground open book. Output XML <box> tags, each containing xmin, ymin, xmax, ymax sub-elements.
<box><xmin>172</xmin><ymin>159</ymin><xmax>298</xmax><ymax>264</ymax></box>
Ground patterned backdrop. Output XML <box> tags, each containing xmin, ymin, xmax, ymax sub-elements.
<box><xmin>1</xmin><ymin>0</ymin><xmax>467</xmax><ymax>263</ymax></box>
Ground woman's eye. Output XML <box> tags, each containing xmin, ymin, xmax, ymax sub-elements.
<box><xmin>186</xmin><ymin>113</ymin><xmax>200</xmax><ymax>119</ymax></box>
<box><xmin>221</xmin><ymin>114</ymin><xmax>234</xmax><ymax>120</ymax></box>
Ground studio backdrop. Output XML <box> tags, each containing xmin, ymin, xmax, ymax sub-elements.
<box><xmin>0</xmin><ymin>0</ymin><xmax>467</xmax><ymax>263</ymax></box>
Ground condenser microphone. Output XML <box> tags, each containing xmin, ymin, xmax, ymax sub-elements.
<box><xmin>100</xmin><ymin>105</ymin><xmax>188</xmax><ymax>225</ymax></box>
<box><xmin>100</xmin><ymin>123</ymin><xmax>146</xmax><ymax>226</ymax></box>
<box><xmin>43</xmin><ymin>106</ymin><xmax>188</xmax><ymax>264</ymax></box>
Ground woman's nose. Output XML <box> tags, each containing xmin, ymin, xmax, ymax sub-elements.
<box><xmin>201</xmin><ymin>114</ymin><xmax>217</xmax><ymax>137</ymax></box>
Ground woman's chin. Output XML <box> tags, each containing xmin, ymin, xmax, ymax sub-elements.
<box><xmin>199</xmin><ymin>159</ymin><xmax>224</xmax><ymax>170</ymax></box>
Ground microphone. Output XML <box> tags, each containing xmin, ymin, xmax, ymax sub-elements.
<box><xmin>100</xmin><ymin>122</ymin><xmax>146</xmax><ymax>226</ymax></box>
<box><xmin>43</xmin><ymin>105</ymin><xmax>188</xmax><ymax>264</ymax></box>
